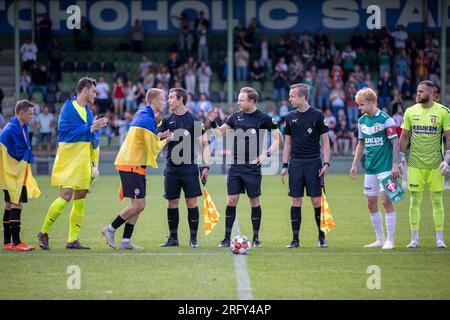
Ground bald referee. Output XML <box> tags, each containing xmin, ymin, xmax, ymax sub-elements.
<box><xmin>281</xmin><ymin>83</ymin><xmax>331</xmax><ymax>248</ymax></box>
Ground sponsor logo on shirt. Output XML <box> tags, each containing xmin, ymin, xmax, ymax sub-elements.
<box><xmin>412</xmin><ymin>125</ymin><xmax>437</xmax><ymax>135</ymax></box>
<box><xmin>365</xmin><ymin>136</ymin><xmax>384</xmax><ymax>147</ymax></box>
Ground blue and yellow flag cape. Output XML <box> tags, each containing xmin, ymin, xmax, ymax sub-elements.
<box><xmin>51</xmin><ymin>98</ymin><xmax>99</xmax><ymax>189</ymax></box>
<box><xmin>0</xmin><ymin>116</ymin><xmax>40</xmax><ymax>204</ymax></box>
<box><xmin>114</xmin><ymin>106</ymin><xmax>164</xmax><ymax>168</ymax></box>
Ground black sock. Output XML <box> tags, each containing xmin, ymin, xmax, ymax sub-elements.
<box><xmin>3</xmin><ymin>209</ymin><xmax>11</xmax><ymax>245</ymax></box>
<box><xmin>111</xmin><ymin>215</ymin><xmax>126</xmax><ymax>230</ymax></box>
<box><xmin>10</xmin><ymin>208</ymin><xmax>21</xmax><ymax>246</ymax></box>
<box><xmin>168</xmin><ymin>208</ymin><xmax>179</xmax><ymax>240</ymax></box>
<box><xmin>314</xmin><ymin>207</ymin><xmax>325</xmax><ymax>238</ymax></box>
<box><xmin>188</xmin><ymin>207</ymin><xmax>199</xmax><ymax>240</ymax></box>
<box><xmin>122</xmin><ymin>223</ymin><xmax>135</xmax><ymax>239</ymax></box>
<box><xmin>225</xmin><ymin>205</ymin><xmax>236</xmax><ymax>240</ymax></box>
<box><xmin>291</xmin><ymin>206</ymin><xmax>301</xmax><ymax>241</ymax></box>
<box><xmin>251</xmin><ymin>206</ymin><xmax>262</xmax><ymax>240</ymax></box>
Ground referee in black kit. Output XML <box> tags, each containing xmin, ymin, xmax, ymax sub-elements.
<box><xmin>158</xmin><ymin>88</ymin><xmax>210</xmax><ymax>248</ymax></box>
<box><xmin>281</xmin><ymin>83</ymin><xmax>331</xmax><ymax>249</ymax></box>
<box><xmin>207</xmin><ymin>87</ymin><xmax>283</xmax><ymax>248</ymax></box>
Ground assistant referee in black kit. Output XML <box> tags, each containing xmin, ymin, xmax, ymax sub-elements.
<box><xmin>207</xmin><ymin>87</ymin><xmax>283</xmax><ymax>248</ymax></box>
<box><xmin>281</xmin><ymin>83</ymin><xmax>331</xmax><ymax>249</ymax></box>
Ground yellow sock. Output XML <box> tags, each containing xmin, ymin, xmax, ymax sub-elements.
<box><xmin>68</xmin><ymin>198</ymin><xmax>86</xmax><ymax>243</ymax></box>
<box><xmin>41</xmin><ymin>197</ymin><xmax>68</xmax><ymax>234</ymax></box>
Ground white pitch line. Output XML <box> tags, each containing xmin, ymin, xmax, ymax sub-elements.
<box><xmin>233</xmin><ymin>214</ymin><xmax>253</xmax><ymax>300</ymax></box>
<box><xmin>1</xmin><ymin>251</ymin><xmax>449</xmax><ymax>258</ymax></box>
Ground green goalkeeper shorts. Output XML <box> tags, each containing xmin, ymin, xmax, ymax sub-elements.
<box><xmin>407</xmin><ymin>167</ymin><xmax>444</xmax><ymax>192</ymax></box>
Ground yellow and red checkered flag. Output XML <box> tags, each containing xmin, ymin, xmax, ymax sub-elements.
<box><xmin>320</xmin><ymin>187</ymin><xmax>335</xmax><ymax>234</ymax></box>
<box><xmin>203</xmin><ymin>188</ymin><xmax>220</xmax><ymax>235</ymax></box>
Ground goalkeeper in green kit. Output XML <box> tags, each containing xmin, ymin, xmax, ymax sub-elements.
<box><xmin>399</xmin><ymin>80</ymin><xmax>450</xmax><ymax>248</ymax></box>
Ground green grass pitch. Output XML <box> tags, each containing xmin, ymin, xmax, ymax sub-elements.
<box><xmin>0</xmin><ymin>174</ymin><xmax>449</xmax><ymax>299</ymax></box>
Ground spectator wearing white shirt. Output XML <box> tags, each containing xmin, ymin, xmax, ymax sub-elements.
<box><xmin>138</xmin><ymin>55</ymin><xmax>152</xmax><ymax>80</ymax></box>
<box><xmin>235</xmin><ymin>45</ymin><xmax>250</xmax><ymax>82</ymax></box>
<box><xmin>20</xmin><ymin>37</ymin><xmax>38</xmax><ymax>72</ymax></box>
<box><xmin>36</xmin><ymin>105</ymin><xmax>55</xmax><ymax>153</ymax></box>
<box><xmin>196</xmin><ymin>62</ymin><xmax>212</xmax><ymax>95</ymax></box>
<box><xmin>20</xmin><ymin>69</ymin><xmax>31</xmax><ymax>94</ymax></box>
<box><xmin>391</xmin><ymin>25</ymin><xmax>408</xmax><ymax>53</ymax></box>
<box><xmin>95</xmin><ymin>75</ymin><xmax>110</xmax><ymax>113</ymax></box>
<box><xmin>194</xmin><ymin>93</ymin><xmax>212</xmax><ymax>116</ymax></box>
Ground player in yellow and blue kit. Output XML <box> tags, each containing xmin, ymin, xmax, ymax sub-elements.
<box><xmin>400</xmin><ymin>80</ymin><xmax>450</xmax><ymax>248</ymax></box>
<box><xmin>37</xmin><ymin>78</ymin><xmax>108</xmax><ymax>249</ymax></box>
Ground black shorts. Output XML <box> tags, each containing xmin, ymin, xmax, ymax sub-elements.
<box><xmin>119</xmin><ymin>171</ymin><xmax>146</xmax><ymax>199</ymax></box>
<box><xmin>164</xmin><ymin>167</ymin><xmax>202</xmax><ymax>200</ymax></box>
<box><xmin>227</xmin><ymin>164</ymin><xmax>262</xmax><ymax>198</ymax></box>
<box><xmin>288</xmin><ymin>158</ymin><xmax>323</xmax><ymax>198</ymax></box>
<box><xmin>3</xmin><ymin>187</ymin><xmax>28</xmax><ymax>204</ymax></box>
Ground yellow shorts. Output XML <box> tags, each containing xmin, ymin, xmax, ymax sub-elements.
<box><xmin>407</xmin><ymin>167</ymin><xmax>444</xmax><ymax>192</ymax></box>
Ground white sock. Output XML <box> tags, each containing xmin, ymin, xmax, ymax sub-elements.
<box><xmin>412</xmin><ymin>230</ymin><xmax>419</xmax><ymax>241</ymax></box>
<box><xmin>437</xmin><ymin>230</ymin><xmax>444</xmax><ymax>242</ymax></box>
<box><xmin>122</xmin><ymin>238</ymin><xmax>130</xmax><ymax>243</ymax></box>
<box><xmin>107</xmin><ymin>225</ymin><xmax>115</xmax><ymax>232</ymax></box>
<box><xmin>370</xmin><ymin>211</ymin><xmax>385</xmax><ymax>242</ymax></box>
<box><xmin>385</xmin><ymin>212</ymin><xmax>396</xmax><ymax>242</ymax></box>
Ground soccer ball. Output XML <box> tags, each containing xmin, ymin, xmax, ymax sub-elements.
<box><xmin>230</xmin><ymin>235</ymin><xmax>251</xmax><ymax>255</ymax></box>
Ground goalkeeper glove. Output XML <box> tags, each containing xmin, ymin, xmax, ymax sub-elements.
<box><xmin>440</xmin><ymin>151</ymin><xmax>450</xmax><ymax>177</ymax></box>
<box><xmin>90</xmin><ymin>160</ymin><xmax>99</xmax><ymax>187</ymax></box>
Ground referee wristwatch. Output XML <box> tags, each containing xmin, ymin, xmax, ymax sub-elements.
<box><xmin>323</xmin><ymin>162</ymin><xmax>330</xmax><ymax>167</ymax></box>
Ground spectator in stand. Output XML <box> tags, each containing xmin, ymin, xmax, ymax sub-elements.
<box><xmin>197</xmin><ymin>62</ymin><xmax>212</xmax><ymax>95</ymax></box>
<box><xmin>391</xmin><ymin>87</ymin><xmax>404</xmax><ymax>116</ymax></box>
<box><xmin>365</xmin><ymin>30</ymin><xmax>379</xmax><ymax>70</ymax></box>
<box><xmin>174</xmin><ymin>13</ymin><xmax>194</xmax><ymax>60</ymax></box>
<box><xmin>378</xmin><ymin>41</ymin><xmax>393</xmax><ymax>76</ymax></box>
<box><xmin>185</xmin><ymin>92</ymin><xmax>196</xmax><ymax>113</ymax></box>
<box><xmin>246</xmin><ymin>17</ymin><xmax>261</xmax><ymax>57</ymax></box>
<box><xmin>429</xmin><ymin>52</ymin><xmax>440</xmax><ymax>87</ymax></box>
<box><xmin>377</xmin><ymin>70</ymin><xmax>393</xmax><ymax>112</ymax></box>
<box><xmin>184</xmin><ymin>56</ymin><xmax>197</xmax><ymax>95</ymax></box>
<box><xmin>324</xmin><ymin>108</ymin><xmax>337</xmax><ymax>155</ymax></box>
<box><xmin>20</xmin><ymin>37</ymin><xmax>38</xmax><ymax>72</ymax></box>
<box><xmin>235</xmin><ymin>45</ymin><xmax>250</xmax><ymax>82</ymax></box>
<box><xmin>329</xmin><ymin>81</ymin><xmax>345</xmax><ymax>120</ymax></box>
<box><xmin>335</xmin><ymin>119</ymin><xmax>354</xmax><ymax>156</ymax></box>
<box><xmin>167</xmin><ymin>52</ymin><xmax>181</xmax><ymax>84</ymax></box>
<box><xmin>219</xmin><ymin>56</ymin><xmax>228</xmax><ymax>86</ymax></box>
<box><xmin>302</xmin><ymin>70</ymin><xmax>316</xmax><ymax>108</ymax></box>
<box><xmin>330</xmin><ymin>63</ymin><xmax>344</xmax><ymax>87</ymax></box>
<box><xmin>259</xmin><ymin>35</ymin><xmax>272</xmax><ymax>72</ymax></box>
<box><xmin>274</xmin><ymin>37</ymin><xmax>289</xmax><ymax>61</ymax></box>
<box><xmin>95</xmin><ymin>75</ymin><xmax>110</xmax><ymax>114</ymax></box>
<box><xmin>272</xmin><ymin>57</ymin><xmax>288</xmax><ymax>107</ymax></box>
<box><xmin>36</xmin><ymin>105</ymin><xmax>55</xmax><ymax>153</ymax></box>
<box><xmin>288</xmin><ymin>54</ymin><xmax>304</xmax><ymax>85</ymax></box>
<box><xmin>37</xmin><ymin>13</ymin><xmax>52</xmax><ymax>51</ymax></box>
<box><xmin>195</xmin><ymin>93</ymin><xmax>213</xmax><ymax>115</ymax></box>
<box><xmin>125</xmin><ymin>80</ymin><xmax>138</xmax><ymax>112</ymax></box>
<box><xmin>328</xmin><ymin>37</ymin><xmax>339</xmax><ymax>57</ymax></box>
<box><xmin>301</xmin><ymin>40</ymin><xmax>315</xmax><ymax>71</ymax></box>
<box><xmin>350</xmin><ymin>28</ymin><xmax>365</xmax><ymax>50</ymax></box>
<box><xmin>355</xmin><ymin>46</ymin><xmax>369</xmax><ymax>73</ymax></box>
<box><xmin>279</xmin><ymin>100</ymin><xmax>290</xmax><ymax>122</ymax></box>
<box><xmin>20</xmin><ymin>69</ymin><xmax>31</xmax><ymax>94</ymax></box>
<box><xmin>195</xmin><ymin>11</ymin><xmax>209</xmax><ymax>63</ymax></box>
<box><xmin>391</xmin><ymin>24</ymin><xmax>408</xmax><ymax>53</ymax></box>
<box><xmin>345</xmin><ymin>82</ymin><xmax>359</xmax><ymax>126</ymax></box>
<box><xmin>249</xmin><ymin>60</ymin><xmax>265</xmax><ymax>88</ymax></box>
<box><xmin>138</xmin><ymin>55</ymin><xmax>152</xmax><ymax>80</ymax></box>
<box><xmin>424</xmin><ymin>32</ymin><xmax>439</xmax><ymax>58</ymax></box>
<box><xmin>392</xmin><ymin>98</ymin><xmax>404</xmax><ymax>137</ymax></box>
<box><xmin>74</xmin><ymin>16</ymin><xmax>93</xmax><ymax>51</ymax></box>
<box><xmin>314</xmin><ymin>28</ymin><xmax>329</xmax><ymax>48</ymax></box>
<box><xmin>316</xmin><ymin>69</ymin><xmax>332</xmax><ymax>110</ymax></box>
<box><xmin>134</xmin><ymin>82</ymin><xmax>146</xmax><ymax>108</ymax></box>
<box><xmin>28</xmin><ymin>63</ymin><xmax>48</xmax><ymax>100</ymax></box>
<box><xmin>401</xmin><ymin>76</ymin><xmax>414</xmax><ymax>101</ymax></box>
<box><xmin>129</xmin><ymin>19</ymin><xmax>144</xmax><ymax>53</ymax></box>
<box><xmin>49</xmin><ymin>39</ymin><xmax>62</xmax><ymax>82</ymax></box>
<box><xmin>363</xmin><ymin>73</ymin><xmax>376</xmax><ymax>89</ymax></box>
<box><xmin>143</xmin><ymin>65</ymin><xmax>156</xmax><ymax>91</ymax></box>
<box><xmin>315</xmin><ymin>45</ymin><xmax>331</xmax><ymax>72</ymax></box>
<box><xmin>395</xmin><ymin>48</ymin><xmax>411</xmax><ymax>89</ymax></box>
<box><xmin>156</xmin><ymin>65</ymin><xmax>171</xmax><ymax>91</ymax></box>
<box><xmin>113</xmin><ymin>77</ymin><xmax>125</xmax><ymax>116</ymax></box>
<box><xmin>114</xmin><ymin>111</ymin><xmax>132</xmax><ymax>145</ymax></box>
<box><xmin>341</xmin><ymin>43</ymin><xmax>357</xmax><ymax>77</ymax></box>
<box><xmin>299</xmin><ymin>30</ymin><xmax>314</xmax><ymax>48</ymax></box>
